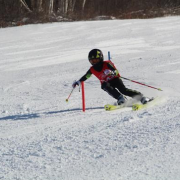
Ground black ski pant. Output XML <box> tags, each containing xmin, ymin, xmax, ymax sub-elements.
<box><xmin>101</xmin><ymin>77</ymin><xmax>142</xmax><ymax>100</ymax></box>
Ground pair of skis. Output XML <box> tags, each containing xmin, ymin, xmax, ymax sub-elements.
<box><xmin>104</xmin><ymin>98</ymin><xmax>156</xmax><ymax>111</ymax></box>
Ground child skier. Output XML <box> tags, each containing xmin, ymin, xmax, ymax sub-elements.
<box><xmin>72</xmin><ymin>49</ymin><xmax>150</xmax><ymax>105</ymax></box>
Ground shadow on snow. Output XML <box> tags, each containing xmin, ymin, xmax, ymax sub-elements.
<box><xmin>0</xmin><ymin>107</ymin><xmax>104</xmax><ymax>121</ymax></box>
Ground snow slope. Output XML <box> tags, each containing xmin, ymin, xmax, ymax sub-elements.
<box><xmin>0</xmin><ymin>16</ymin><xmax>180</xmax><ymax>180</ymax></box>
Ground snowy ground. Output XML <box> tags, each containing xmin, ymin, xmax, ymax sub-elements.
<box><xmin>0</xmin><ymin>16</ymin><xmax>180</xmax><ymax>180</ymax></box>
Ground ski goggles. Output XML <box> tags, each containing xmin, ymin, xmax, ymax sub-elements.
<box><xmin>89</xmin><ymin>58</ymin><xmax>101</xmax><ymax>65</ymax></box>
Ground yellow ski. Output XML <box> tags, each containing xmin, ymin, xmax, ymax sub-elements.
<box><xmin>105</xmin><ymin>97</ymin><xmax>160</xmax><ymax>111</ymax></box>
<box><xmin>132</xmin><ymin>98</ymin><xmax>158</xmax><ymax>111</ymax></box>
<box><xmin>104</xmin><ymin>104</ymin><xmax>126</xmax><ymax>111</ymax></box>
<box><xmin>105</xmin><ymin>98</ymin><xmax>139</xmax><ymax>111</ymax></box>
<box><xmin>132</xmin><ymin>103</ymin><xmax>146</xmax><ymax>111</ymax></box>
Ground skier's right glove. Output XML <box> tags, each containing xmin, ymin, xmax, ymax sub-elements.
<box><xmin>104</xmin><ymin>69</ymin><xmax>115</xmax><ymax>76</ymax></box>
<box><xmin>72</xmin><ymin>80</ymin><xmax>81</xmax><ymax>88</ymax></box>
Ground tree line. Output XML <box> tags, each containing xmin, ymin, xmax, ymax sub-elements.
<box><xmin>0</xmin><ymin>0</ymin><xmax>180</xmax><ymax>27</ymax></box>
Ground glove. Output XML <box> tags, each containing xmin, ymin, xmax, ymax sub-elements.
<box><xmin>104</xmin><ymin>69</ymin><xmax>114</xmax><ymax>76</ymax></box>
<box><xmin>72</xmin><ymin>80</ymin><xmax>80</xmax><ymax>88</ymax></box>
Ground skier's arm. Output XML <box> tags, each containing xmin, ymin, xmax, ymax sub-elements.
<box><xmin>79</xmin><ymin>69</ymin><xmax>92</xmax><ymax>82</ymax></box>
<box><xmin>72</xmin><ymin>69</ymin><xmax>92</xmax><ymax>88</ymax></box>
<box><xmin>107</xmin><ymin>63</ymin><xmax>119</xmax><ymax>76</ymax></box>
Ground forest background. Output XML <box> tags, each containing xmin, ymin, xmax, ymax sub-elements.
<box><xmin>0</xmin><ymin>0</ymin><xmax>180</xmax><ymax>27</ymax></box>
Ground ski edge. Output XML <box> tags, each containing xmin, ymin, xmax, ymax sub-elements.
<box><xmin>132</xmin><ymin>97</ymin><xmax>160</xmax><ymax>111</ymax></box>
<box><xmin>104</xmin><ymin>104</ymin><xmax>125</xmax><ymax>111</ymax></box>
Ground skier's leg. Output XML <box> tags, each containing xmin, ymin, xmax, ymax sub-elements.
<box><xmin>101</xmin><ymin>81</ymin><xmax>121</xmax><ymax>100</ymax></box>
<box><xmin>111</xmin><ymin>78</ymin><xmax>151</xmax><ymax>104</ymax></box>
<box><xmin>111</xmin><ymin>78</ymin><xmax>142</xmax><ymax>99</ymax></box>
<box><xmin>102</xmin><ymin>81</ymin><xmax>126</xmax><ymax>105</ymax></box>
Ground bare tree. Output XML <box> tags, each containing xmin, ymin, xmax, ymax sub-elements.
<box><xmin>1</xmin><ymin>0</ymin><xmax>180</xmax><ymax>28</ymax></box>
<box><xmin>19</xmin><ymin>0</ymin><xmax>32</xmax><ymax>12</ymax></box>
<box><xmin>38</xmin><ymin>0</ymin><xmax>43</xmax><ymax>12</ymax></box>
<box><xmin>49</xmin><ymin>0</ymin><xmax>54</xmax><ymax>14</ymax></box>
<box><xmin>82</xmin><ymin>0</ymin><xmax>86</xmax><ymax>11</ymax></box>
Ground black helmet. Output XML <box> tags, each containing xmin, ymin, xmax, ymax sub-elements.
<box><xmin>88</xmin><ymin>49</ymin><xmax>104</xmax><ymax>65</ymax></box>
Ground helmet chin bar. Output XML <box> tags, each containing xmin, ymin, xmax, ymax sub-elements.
<box><xmin>89</xmin><ymin>58</ymin><xmax>101</xmax><ymax>65</ymax></box>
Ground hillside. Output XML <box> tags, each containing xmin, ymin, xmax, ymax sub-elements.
<box><xmin>0</xmin><ymin>16</ymin><xmax>180</xmax><ymax>180</ymax></box>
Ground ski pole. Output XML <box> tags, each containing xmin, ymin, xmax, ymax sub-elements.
<box><xmin>66</xmin><ymin>87</ymin><xmax>75</xmax><ymax>102</ymax></box>
<box><xmin>108</xmin><ymin>51</ymin><xmax>111</xmax><ymax>61</ymax></box>
<box><xmin>121</xmin><ymin>76</ymin><xmax>163</xmax><ymax>91</ymax></box>
<box><xmin>108</xmin><ymin>51</ymin><xmax>162</xmax><ymax>91</ymax></box>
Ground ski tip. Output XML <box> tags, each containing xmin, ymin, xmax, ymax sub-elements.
<box><xmin>104</xmin><ymin>104</ymin><xmax>111</xmax><ymax>111</ymax></box>
<box><xmin>132</xmin><ymin>104</ymin><xmax>141</xmax><ymax>111</ymax></box>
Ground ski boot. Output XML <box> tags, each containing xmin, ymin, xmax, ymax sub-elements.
<box><xmin>117</xmin><ymin>94</ymin><xmax>126</xmax><ymax>105</ymax></box>
<box><xmin>141</xmin><ymin>97</ymin><xmax>151</xmax><ymax>104</ymax></box>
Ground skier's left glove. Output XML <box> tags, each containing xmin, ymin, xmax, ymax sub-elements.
<box><xmin>104</xmin><ymin>69</ymin><xmax>115</xmax><ymax>76</ymax></box>
<box><xmin>72</xmin><ymin>80</ymin><xmax>81</xmax><ymax>88</ymax></box>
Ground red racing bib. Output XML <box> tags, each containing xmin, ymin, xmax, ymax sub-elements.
<box><xmin>90</xmin><ymin>61</ymin><xmax>120</xmax><ymax>84</ymax></box>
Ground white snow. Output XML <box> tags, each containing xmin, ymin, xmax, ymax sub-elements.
<box><xmin>0</xmin><ymin>16</ymin><xmax>180</xmax><ymax>180</ymax></box>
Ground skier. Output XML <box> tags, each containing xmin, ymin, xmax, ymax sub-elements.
<box><xmin>72</xmin><ymin>49</ymin><xmax>150</xmax><ymax>105</ymax></box>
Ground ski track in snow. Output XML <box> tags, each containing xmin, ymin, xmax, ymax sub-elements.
<box><xmin>0</xmin><ymin>16</ymin><xmax>180</xmax><ymax>180</ymax></box>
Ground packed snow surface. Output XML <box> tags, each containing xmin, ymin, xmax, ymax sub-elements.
<box><xmin>0</xmin><ymin>16</ymin><xmax>180</xmax><ymax>180</ymax></box>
